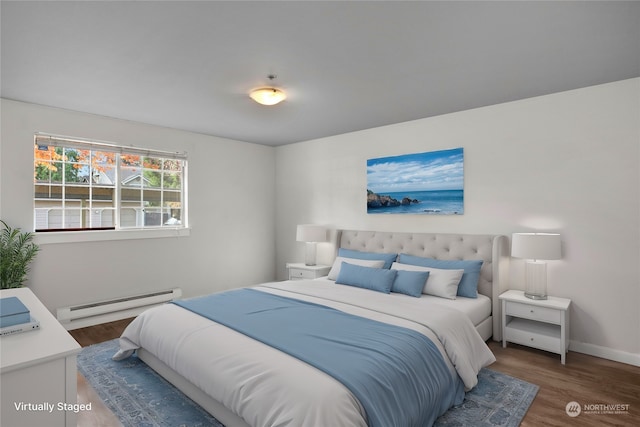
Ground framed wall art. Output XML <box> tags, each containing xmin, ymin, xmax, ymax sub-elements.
<box><xmin>367</xmin><ymin>147</ymin><xmax>464</xmax><ymax>215</ymax></box>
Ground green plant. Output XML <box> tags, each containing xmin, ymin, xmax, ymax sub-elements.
<box><xmin>0</xmin><ymin>220</ymin><xmax>40</xmax><ymax>289</ymax></box>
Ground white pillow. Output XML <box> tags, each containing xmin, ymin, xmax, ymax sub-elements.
<box><xmin>391</xmin><ymin>262</ymin><xmax>464</xmax><ymax>299</ymax></box>
<box><xmin>328</xmin><ymin>257</ymin><xmax>385</xmax><ymax>280</ymax></box>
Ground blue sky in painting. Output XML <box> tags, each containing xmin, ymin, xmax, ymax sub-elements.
<box><xmin>367</xmin><ymin>148</ymin><xmax>464</xmax><ymax>193</ymax></box>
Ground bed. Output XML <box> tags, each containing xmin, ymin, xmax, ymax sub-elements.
<box><xmin>114</xmin><ymin>230</ymin><xmax>509</xmax><ymax>427</ymax></box>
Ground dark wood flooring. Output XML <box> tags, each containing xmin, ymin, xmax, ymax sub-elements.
<box><xmin>71</xmin><ymin>318</ymin><xmax>640</xmax><ymax>427</ymax></box>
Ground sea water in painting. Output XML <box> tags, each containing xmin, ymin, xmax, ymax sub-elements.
<box><xmin>367</xmin><ymin>148</ymin><xmax>464</xmax><ymax>215</ymax></box>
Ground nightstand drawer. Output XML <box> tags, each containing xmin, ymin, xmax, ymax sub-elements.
<box><xmin>505</xmin><ymin>318</ymin><xmax>561</xmax><ymax>354</ymax></box>
<box><xmin>289</xmin><ymin>268</ymin><xmax>317</xmax><ymax>280</ymax></box>
<box><xmin>286</xmin><ymin>263</ymin><xmax>331</xmax><ymax>281</ymax></box>
<box><xmin>505</xmin><ymin>301</ymin><xmax>561</xmax><ymax>324</ymax></box>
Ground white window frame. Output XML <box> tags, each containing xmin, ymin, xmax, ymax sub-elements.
<box><xmin>33</xmin><ymin>133</ymin><xmax>189</xmax><ymax>245</ymax></box>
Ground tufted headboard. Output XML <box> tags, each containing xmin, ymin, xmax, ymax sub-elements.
<box><xmin>337</xmin><ymin>230</ymin><xmax>510</xmax><ymax>341</ymax></box>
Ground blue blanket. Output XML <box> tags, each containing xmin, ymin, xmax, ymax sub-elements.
<box><xmin>173</xmin><ymin>289</ymin><xmax>464</xmax><ymax>427</ymax></box>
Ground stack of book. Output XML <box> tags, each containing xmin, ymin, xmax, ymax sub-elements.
<box><xmin>0</xmin><ymin>296</ymin><xmax>40</xmax><ymax>336</ymax></box>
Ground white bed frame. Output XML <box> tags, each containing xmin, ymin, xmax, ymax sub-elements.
<box><xmin>138</xmin><ymin>230</ymin><xmax>509</xmax><ymax>427</ymax></box>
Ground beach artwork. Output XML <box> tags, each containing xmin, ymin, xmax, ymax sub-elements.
<box><xmin>367</xmin><ymin>148</ymin><xmax>464</xmax><ymax>215</ymax></box>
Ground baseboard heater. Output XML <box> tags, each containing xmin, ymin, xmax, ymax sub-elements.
<box><xmin>57</xmin><ymin>288</ymin><xmax>182</xmax><ymax>330</ymax></box>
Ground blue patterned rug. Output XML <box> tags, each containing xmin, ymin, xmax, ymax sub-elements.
<box><xmin>78</xmin><ymin>339</ymin><xmax>538</xmax><ymax>427</ymax></box>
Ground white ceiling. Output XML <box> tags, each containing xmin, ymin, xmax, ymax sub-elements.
<box><xmin>2</xmin><ymin>1</ymin><xmax>639</xmax><ymax>146</ymax></box>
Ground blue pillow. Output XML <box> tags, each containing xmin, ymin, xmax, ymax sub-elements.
<box><xmin>397</xmin><ymin>254</ymin><xmax>483</xmax><ymax>298</ymax></box>
<box><xmin>335</xmin><ymin>262</ymin><xmax>397</xmax><ymax>294</ymax></box>
<box><xmin>391</xmin><ymin>270</ymin><xmax>429</xmax><ymax>298</ymax></box>
<box><xmin>338</xmin><ymin>248</ymin><xmax>397</xmax><ymax>269</ymax></box>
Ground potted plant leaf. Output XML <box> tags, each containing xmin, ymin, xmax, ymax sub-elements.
<box><xmin>1</xmin><ymin>220</ymin><xmax>40</xmax><ymax>289</ymax></box>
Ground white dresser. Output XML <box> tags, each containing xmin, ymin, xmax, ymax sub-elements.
<box><xmin>500</xmin><ymin>289</ymin><xmax>571</xmax><ymax>364</ymax></box>
<box><xmin>1</xmin><ymin>288</ymin><xmax>81</xmax><ymax>427</ymax></box>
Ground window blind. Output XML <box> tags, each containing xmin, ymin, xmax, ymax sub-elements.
<box><xmin>34</xmin><ymin>133</ymin><xmax>187</xmax><ymax>161</ymax></box>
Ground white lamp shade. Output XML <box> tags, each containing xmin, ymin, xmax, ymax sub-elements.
<box><xmin>511</xmin><ymin>233</ymin><xmax>562</xmax><ymax>260</ymax></box>
<box><xmin>296</xmin><ymin>224</ymin><xmax>327</xmax><ymax>243</ymax></box>
<box><xmin>249</xmin><ymin>88</ymin><xmax>286</xmax><ymax>105</ymax></box>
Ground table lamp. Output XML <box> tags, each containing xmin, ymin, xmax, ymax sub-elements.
<box><xmin>296</xmin><ymin>225</ymin><xmax>327</xmax><ymax>266</ymax></box>
<box><xmin>511</xmin><ymin>233</ymin><xmax>562</xmax><ymax>300</ymax></box>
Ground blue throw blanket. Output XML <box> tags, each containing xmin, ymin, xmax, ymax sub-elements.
<box><xmin>173</xmin><ymin>289</ymin><xmax>464</xmax><ymax>427</ymax></box>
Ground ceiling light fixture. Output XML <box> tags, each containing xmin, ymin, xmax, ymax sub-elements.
<box><xmin>249</xmin><ymin>75</ymin><xmax>287</xmax><ymax>106</ymax></box>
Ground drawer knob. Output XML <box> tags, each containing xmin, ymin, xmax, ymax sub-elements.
<box><xmin>530</xmin><ymin>338</ymin><xmax>534</xmax><ymax>341</ymax></box>
<box><xmin>530</xmin><ymin>310</ymin><xmax>534</xmax><ymax>313</ymax></box>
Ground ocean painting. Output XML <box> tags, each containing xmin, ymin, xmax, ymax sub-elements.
<box><xmin>367</xmin><ymin>148</ymin><xmax>464</xmax><ymax>215</ymax></box>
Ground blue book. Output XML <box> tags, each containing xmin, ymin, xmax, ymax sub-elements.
<box><xmin>0</xmin><ymin>297</ymin><xmax>31</xmax><ymax>328</ymax></box>
<box><xmin>0</xmin><ymin>316</ymin><xmax>40</xmax><ymax>336</ymax></box>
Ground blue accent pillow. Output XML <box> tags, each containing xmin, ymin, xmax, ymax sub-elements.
<box><xmin>391</xmin><ymin>270</ymin><xmax>429</xmax><ymax>298</ymax></box>
<box><xmin>335</xmin><ymin>262</ymin><xmax>397</xmax><ymax>294</ymax></box>
<box><xmin>397</xmin><ymin>254</ymin><xmax>483</xmax><ymax>298</ymax></box>
<box><xmin>338</xmin><ymin>248</ymin><xmax>397</xmax><ymax>269</ymax></box>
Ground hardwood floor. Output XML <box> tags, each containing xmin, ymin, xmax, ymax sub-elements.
<box><xmin>72</xmin><ymin>319</ymin><xmax>640</xmax><ymax>427</ymax></box>
<box><xmin>70</xmin><ymin>318</ymin><xmax>134</xmax><ymax>347</ymax></box>
<box><xmin>487</xmin><ymin>341</ymin><xmax>640</xmax><ymax>427</ymax></box>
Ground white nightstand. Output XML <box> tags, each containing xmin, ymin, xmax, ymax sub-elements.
<box><xmin>499</xmin><ymin>289</ymin><xmax>571</xmax><ymax>364</ymax></box>
<box><xmin>286</xmin><ymin>263</ymin><xmax>331</xmax><ymax>280</ymax></box>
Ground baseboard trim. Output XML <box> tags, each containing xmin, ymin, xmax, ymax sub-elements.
<box><xmin>570</xmin><ymin>340</ymin><xmax>640</xmax><ymax>367</ymax></box>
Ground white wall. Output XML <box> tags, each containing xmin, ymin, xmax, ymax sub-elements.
<box><xmin>0</xmin><ymin>99</ymin><xmax>276</xmax><ymax>313</ymax></box>
<box><xmin>275</xmin><ymin>78</ymin><xmax>640</xmax><ymax>364</ymax></box>
<box><xmin>2</xmin><ymin>79</ymin><xmax>638</xmax><ymax>365</ymax></box>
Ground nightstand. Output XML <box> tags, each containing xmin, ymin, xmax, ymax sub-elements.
<box><xmin>499</xmin><ymin>289</ymin><xmax>571</xmax><ymax>364</ymax></box>
<box><xmin>286</xmin><ymin>263</ymin><xmax>331</xmax><ymax>280</ymax></box>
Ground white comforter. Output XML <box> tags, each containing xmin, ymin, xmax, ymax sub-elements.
<box><xmin>115</xmin><ymin>280</ymin><xmax>495</xmax><ymax>427</ymax></box>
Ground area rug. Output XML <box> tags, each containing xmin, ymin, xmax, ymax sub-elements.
<box><xmin>78</xmin><ymin>339</ymin><xmax>538</xmax><ymax>427</ymax></box>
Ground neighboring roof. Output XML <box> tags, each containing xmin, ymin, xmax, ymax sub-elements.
<box><xmin>121</xmin><ymin>174</ymin><xmax>152</xmax><ymax>188</ymax></box>
<box><xmin>80</xmin><ymin>168</ymin><xmax>150</xmax><ymax>187</ymax></box>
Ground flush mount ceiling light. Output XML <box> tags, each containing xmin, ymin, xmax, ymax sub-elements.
<box><xmin>249</xmin><ymin>75</ymin><xmax>287</xmax><ymax>106</ymax></box>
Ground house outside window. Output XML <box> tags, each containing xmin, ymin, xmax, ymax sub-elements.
<box><xmin>34</xmin><ymin>133</ymin><xmax>187</xmax><ymax>232</ymax></box>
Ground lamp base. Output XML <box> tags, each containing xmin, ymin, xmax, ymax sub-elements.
<box><xmin>524</xmin><ymin>261</ymin><xmax>548</xmax><ymax>301</ymax></box>
<box><xmin>524</xmin><ymin>292</ymin><xmax>547</xmax><ymax>300</ymax></box>
<box><xmin>304</xmin><ymin>242</ymin><xmax>317</xmax><ymax>266</ymax></box>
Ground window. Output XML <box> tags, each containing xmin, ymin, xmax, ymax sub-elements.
<box><xmin>34</xmin><ymin>134</ymin><xmax>187</xmax><ymax>232</ymax></box>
